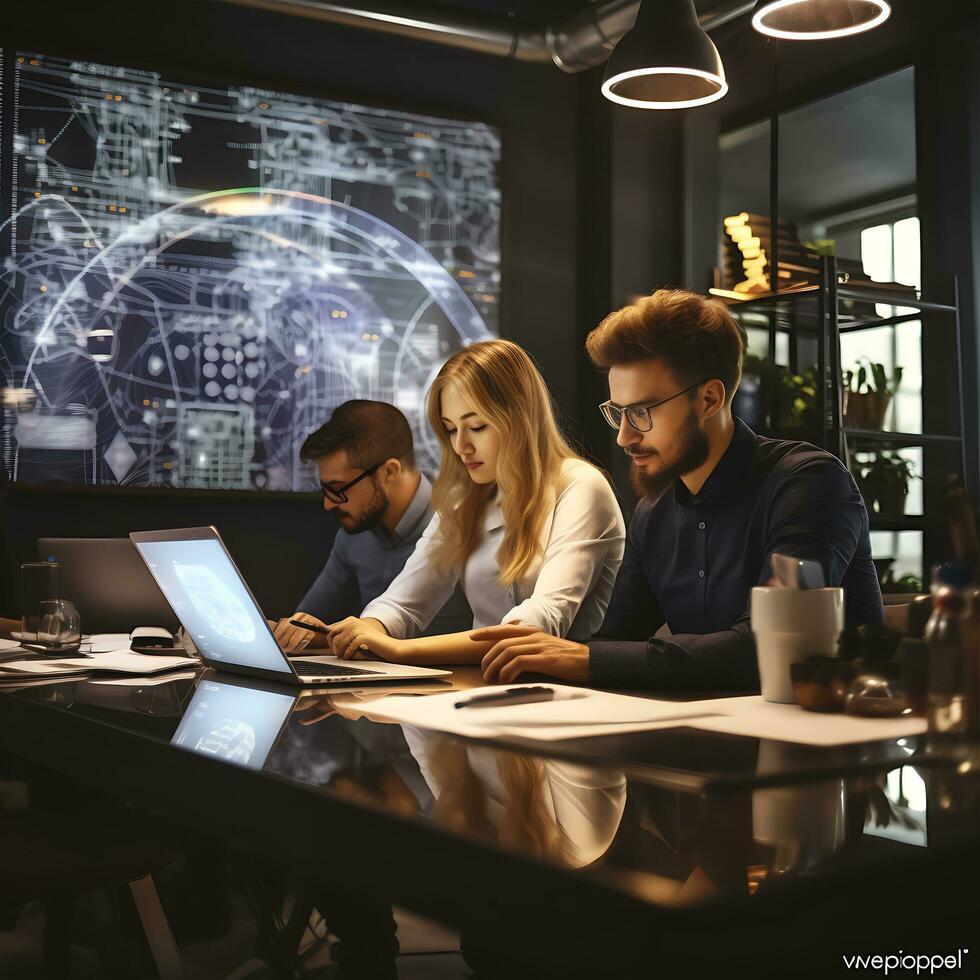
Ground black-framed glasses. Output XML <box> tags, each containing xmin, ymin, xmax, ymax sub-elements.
<box><xmin>319</xmin><ymin>462</ymin><xmax>382</xmax><ymax>503</ymax></box>
<box><xmin>599</xmin><ymin>379</ymin><xmax>709</xmax><ymax>432</ymax></box>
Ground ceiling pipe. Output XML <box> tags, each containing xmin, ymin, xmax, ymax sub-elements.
<box><xmin>213</xmin><ymin>0</ymin><xmax>757</xmax><ymax>73</ymax></box>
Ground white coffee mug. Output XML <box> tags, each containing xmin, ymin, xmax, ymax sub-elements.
<box><xmin>751</xmin><ymin>587</ymin><xmax>845</xmax><ymax>703</ymax></box>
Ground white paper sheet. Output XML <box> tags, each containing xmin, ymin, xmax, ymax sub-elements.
<box><xmin>86</xmin><ymin>633</ymin><xmax>134</xmax><ymax>653</ymax></box>
<box><xmin>357</xmin><ymin>685</ymin><xmax>927</xmax><ymax>745</ymax></box>
<box><xmin>357</xmin><ymin>684</ymin><xmax>721</xmax><ymax>740</ymax></box>
<box><xmin>88</xmin><ymin>670</ymin><xmax>200</xmax><ymax>687</ymax></box>
<box><xmin>0</xmin><ymin>651</ymin><xmax>194</xmax><ymax>679</ymax></box>
<box><xmin>2</xmin><ymin>634</ymin><xmax>132</xmax><ymax>655</ymax></box>
<box><xmin>685</xmin><ymin>695</ymin><xmax>926</xmax><ymax>746</ymax></box>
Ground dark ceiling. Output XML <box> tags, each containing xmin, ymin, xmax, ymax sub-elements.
<box><xmin>411</xmin><ymin>1</ymin><xmax>595</xmax><ymax>26</ymax></box>
<box><xmin>368</xmin><ymin>1</ymin><xmax>755</xmax><ymax>28</ymax></box>
<box><xmin>720</xmin><ymin>67</ymin><xmax>917</xmax><ymax>228</ymax></box>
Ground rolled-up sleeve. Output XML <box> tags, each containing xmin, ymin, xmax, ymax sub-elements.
<box><xmin>501</xmin><ymin>466</ymin><xmax>626</xmax><ymax>638</ymax></box>
<box><xmin>360</xmin><ymin>514</ymin><xmax>464</xmax><ymax>639</ymax></box>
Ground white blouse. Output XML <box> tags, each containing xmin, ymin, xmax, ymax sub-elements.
<box><xmin>402</xmin><ymin>726</ymin><xmax>628</xmax><ymax>868</ymax></box>
<box><xmin>361</xmin><ymin>458</ymin><xmax>626</xmax><ymax>642</ymax></box>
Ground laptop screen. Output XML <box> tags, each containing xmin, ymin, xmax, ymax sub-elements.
<box><xmin>171</xmin><ymin>678</ymin><xmax>296</xmax><ymax>770</ymax></box>
<box><xmin>133</xmin><ymin>537</ymin><xmax>291</xmax><ymax>673</ymax></box>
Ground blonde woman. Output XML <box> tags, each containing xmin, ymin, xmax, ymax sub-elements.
<box><xmin>320</xmin><ymin>338</ymin><xmax>625</xmax><ymax>673</ymax></box>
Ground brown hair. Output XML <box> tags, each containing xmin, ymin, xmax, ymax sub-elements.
<box><xmin>586</xmin><ymin>289</ymin><xmax>745</xmax><ymax>401</ymax></box>
<box><xmin>299</xmin><ymin>400</ymin><xmax>415</xmax><ymax>468</ymax></box>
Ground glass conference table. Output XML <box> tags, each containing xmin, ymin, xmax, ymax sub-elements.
<box><xmin>1</xmin><ymin>666</ymin><xmax>977</xmax><ymax>978</ymax></box>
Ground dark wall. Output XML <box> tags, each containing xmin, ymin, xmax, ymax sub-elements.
<box><xmin>2</xmin><ymin>1</ymin><xmax>978</xmax><ymax>618</ymax></box>
<box><xmin>680</xmin><ymin>2</ymin><xmax>980</xmax><ymax>503</ymax></box>
<box><xmin>0</xmin><ymin>0</ymin><xmax>582</xmax><ymax>616</ymax></box>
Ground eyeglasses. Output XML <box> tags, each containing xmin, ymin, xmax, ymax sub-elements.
<box><xmin>599</xmin><ymin>379</ymin><xmax>709</xmax><ymax>432</ymax></box>
<box><xmin>319</xmin><ymin>462</ymin><xmax>382</xmax><ymax>503</ymax></box>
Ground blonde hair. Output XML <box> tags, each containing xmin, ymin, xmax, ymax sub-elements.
<box><xmin>426</xmin><ymin>339</ymin><xmax>577</xmax><ymax>585</ymax></box>
<box><xmin>428</xmin><ymin>739</ymin><xmax>560</xmax><ymax>860</ymax></box>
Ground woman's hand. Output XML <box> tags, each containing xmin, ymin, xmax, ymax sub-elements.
<box><xmin>325</xmin><ymin>617</ymin><xmax>403</xmax><ymax>661</ymax></box>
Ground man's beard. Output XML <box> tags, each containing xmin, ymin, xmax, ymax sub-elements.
<box><xmin>629</xmin><ymin>406</ymin><xmax>710</xmax><ymax>498</ymax></box>
<box><xmin>339</xmin><ymin>483</ymin><xmax>388</xmax><ymax>534</ymax></box>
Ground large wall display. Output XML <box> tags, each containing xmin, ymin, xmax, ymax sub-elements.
<box><xmin>1</xmin><ymin>52</ymin><xmax>500</xmax><ymax>490</ymax></box>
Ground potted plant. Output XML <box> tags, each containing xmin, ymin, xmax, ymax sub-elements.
<box><xmin>843</xmin><ymin>358</ymin><xmax>903</xmax><ymax>430</ymax></box>
<box><xmin>851</xmin><ymin>451</ymin><xmax>919</xmax><ymax>515</ymax></box>
<box><xmin>879</xmin><ymin>569</ymin><xmax>924</xmax><ymax>595</ymax></box>
<box><xmin>777</xmin><ymin>365</ymin><xmax>818</xmax><ymax>430</ymax></box>
<box><xmin>733</xmin><ymin>357</ymin><xmax>818</xmax><ymax>432</ymax></box>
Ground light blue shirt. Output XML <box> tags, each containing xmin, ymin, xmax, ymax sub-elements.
<box><xmin>298</xmin><ymin>473</ymin><xmax>471</xmax><ymax>633</ymax></box>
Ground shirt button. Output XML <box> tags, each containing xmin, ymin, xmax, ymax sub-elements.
<box><xmin>698</xmin><ymin>522</ymin><xmax>706</xmax><ymax>530</ymax></box>
<box><xmin>699</xmin><ymin>569</ymin><xmax>705</xmax><ymax>578</ymax></box>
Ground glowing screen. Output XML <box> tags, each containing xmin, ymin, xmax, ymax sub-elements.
<box><xmin>1</xmin><ymin>52</ymin><xmax>500</xmax><ymax>489</ymax></box>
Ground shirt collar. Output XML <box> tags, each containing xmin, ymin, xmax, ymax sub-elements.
<box><xmin>381</xmin><ymin>472</ymin><xmax>433</xmax><ymax>547</ymax></box>
<box><xmin>674</xmin><ymin>417</ymin><xmax>757</xmax><ymax>506</ymax></box>
<box><xmin>484</xmin><ymin>489</ymin><xmax>505</xmax><ymax>532</ymax></box>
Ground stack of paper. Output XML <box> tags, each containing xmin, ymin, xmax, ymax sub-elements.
<box><xmin>357</xmin><ymin>684</ymin><xmax>927</xmax><ymax>746</ymax></box>
<box><xmin>0</xmin><ymin>649</ymin><xmax>195</xmax><ymax>682</ymax></box>
<box><xmin>358</xmin><ymin>684</ymin><xmax>722</xmax><ymax>740</ymax></box>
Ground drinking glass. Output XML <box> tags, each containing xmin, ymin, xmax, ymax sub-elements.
<box><xmin>20</xmin><ymin>561</ymin><xmax>62</xmax><ymax>642</ymax></box>
<box><xmin>35</xmin><ymin>600</ymin><xmax>82</xmax><ymax>654</ymax></box>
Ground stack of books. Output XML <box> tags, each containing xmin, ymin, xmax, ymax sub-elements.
<box><xmin>713</xmin><ymin>212</ymin><xmax>820</xmax><ymax>299</ymax></box>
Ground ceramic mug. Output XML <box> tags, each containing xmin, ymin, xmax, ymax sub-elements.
<box><xmin>751</xmin><ymin>586</ymin><xmax>845</xmax><ymax>703</ymax></box>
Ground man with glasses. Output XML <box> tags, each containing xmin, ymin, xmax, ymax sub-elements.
<box><xmin>270</xmin><ymin>401</ymin><xmax>470</xmax><ymax>977</ymax></box>
<box><xmin>274</xmin><ymin>399</ymin><xmax>469</xmax><ymax>652</ymax></box>
<box><xmin>476</xmin><ymin>288</ymin><xmax>883</xmax><ymax>690</ymax></box>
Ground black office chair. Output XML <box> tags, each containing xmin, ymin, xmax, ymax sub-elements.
<box><xmin>0</xmin><ymin>801</ymin><xmax>186</xmax><ymax>979</ymax></box>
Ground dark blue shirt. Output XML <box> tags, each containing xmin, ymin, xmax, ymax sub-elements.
<box><xmin>588</xmin><ymin>418</ymin><xmax>884</xmax><ymax>692</ymax></box>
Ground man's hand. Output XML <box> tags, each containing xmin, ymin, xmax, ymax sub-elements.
<box><xmin>472</xmin><ymin>624</ymin><xmax>590</xmax><ymax>684</ymax></box>
<box><xmin>325</xmin><ymin>616</ymin><xmax>399</xmax><ymax>661</ymax></box>
<box><xmin>273</xmin><ymin>612</ymin><xmax>328</xmax><ymax>653</ymax></box>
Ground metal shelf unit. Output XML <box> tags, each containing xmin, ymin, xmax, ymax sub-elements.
<box><xmin>722</xmin><ymin>256</ymin><xmax>967</xmax><ymax>574</ymax></box>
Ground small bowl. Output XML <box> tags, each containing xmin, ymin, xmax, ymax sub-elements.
<box><xmin>791</xmin><ymin>659</ymin><xmax>857</xmax><ymax>713</ymax></box>
<box><xmin>844</xmin><ymin>667</ymin><xmax>911</xmax><ymax>718</ymax></box>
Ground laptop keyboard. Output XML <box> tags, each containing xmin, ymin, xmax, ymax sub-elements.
<box><xmin>291</xmin><ymin>659</ymin><xmax>382</xmax><ymax>678</ymax></box>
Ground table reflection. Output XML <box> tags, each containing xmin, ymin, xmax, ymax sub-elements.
<box><xmin>3</xmin><ymin>669</ymin><xmax>976</xmax><ymax>915</ymax></box>
<box><xmin>403</xmin><ymin>726</ymin><xmax>628</xmax><ymax>868</ymax></box>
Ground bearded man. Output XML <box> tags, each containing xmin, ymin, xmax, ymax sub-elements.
<box><xmin>476</xmin><ymin>288</ymin><xmax>883</xmax><ymax>691</ymax></box>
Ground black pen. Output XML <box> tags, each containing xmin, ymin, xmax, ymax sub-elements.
<box><xmin>289</xmin><ymin>619</ymin><xmax>332</xmax><ymax>635</ymax></box>
<box><xmin>455</xmin><ymin>686</ymin><xmax>558</xmax><ymax>710</ymax></box>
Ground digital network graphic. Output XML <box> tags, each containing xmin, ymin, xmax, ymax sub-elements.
<box><xmin>0</xmin><ymin>52</ymin><xmax>500</xmax><ymax>490</ymax></box>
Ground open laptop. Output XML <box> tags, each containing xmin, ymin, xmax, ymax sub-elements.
<box><xmin>129</xmin><ymin>526</ymin><xmax>451</xmax><ymax>686</ymax></box>
<box><xmin>38</xmin><ymin>537</ymin><xmax>179</xmax><ymax>633</ymax></box>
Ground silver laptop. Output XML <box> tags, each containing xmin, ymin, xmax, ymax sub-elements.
<box><xmin>38</xmin><ymin>537</ymin><xmax>179</xmax><ymax>633</ymax></box>
<box><xmin>129</xmin><ymin>526</ymin><xmax>451</xmax><ymax>686</ymax></box>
